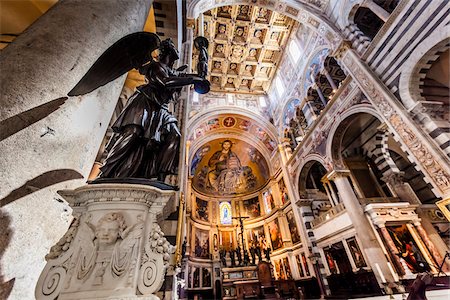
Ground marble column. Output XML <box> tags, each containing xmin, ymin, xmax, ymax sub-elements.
<box><xmin>0</xmin><ymin>1</ymin><xmax>152</xmax><ymax>299</ymax></box>
<box><xmin>414</xmin><ymin>222</ymin><xmax>450</xmax><ymax>272</ymax></box>
<box><xmin>322</xmin><ymin>69</ymin><xmax>338</xmax><ymax>90</ymax></box>
<box><xmin>329</xmin><ymin>170</ymin><xmax>396</xmax><ymax>285</ymax></box>
<box><xmin>313</xmin><ymin>83</ymin><xmax>328</xmax><ymax>107</ymax></box>
<box><xmin>322</xmin><ymin>182</ymin><xmax>337</xmax><ymax>206</ymax></box>
<box><xmin>361</xmin><ymin>0</ymin><xmax>390</xmax><ymax>22</ymax></box>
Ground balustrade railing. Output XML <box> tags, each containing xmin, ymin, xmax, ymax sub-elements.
<box><xmin>311</xmin><ymin>202</ymin><xmax>346</xmax><ymax>228</ymax></box>
<box><xmin>358</xmin><ymin>197</ymin><xmax>402</xmax><ymax>205</ymax></box>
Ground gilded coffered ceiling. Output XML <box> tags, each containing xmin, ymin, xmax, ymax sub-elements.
<box><xmin>194</xmin><ymin>5</ymin><xmax>296</xmax><ymax>95</ymax></box>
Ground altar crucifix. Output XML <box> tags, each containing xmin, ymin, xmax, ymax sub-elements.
<box><xmin>232</xmin><ymin>215</ymin><xmax>250</xmax><ymax>266</ymax></box>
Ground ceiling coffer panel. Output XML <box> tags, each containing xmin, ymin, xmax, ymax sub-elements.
<box><xmin>193</xmin><ymin>5</ymin><xmax>296</xmax><ymax>95</ymax></box>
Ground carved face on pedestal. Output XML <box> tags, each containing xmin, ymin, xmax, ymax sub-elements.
<box><xmin>96</xmin><ymin>221</ymin><xmax>120</xmax><ymax>246</ymax></box>
<box><xmin>95</xmin><ymin>213</ymin><xmax>125</xmax><ymax>248</ymax></box>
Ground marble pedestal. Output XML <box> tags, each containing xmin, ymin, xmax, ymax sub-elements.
<box><xmin>35</xmin><ymin>184</ymin><xmax>176</xmax><ymax>300</ymax></box>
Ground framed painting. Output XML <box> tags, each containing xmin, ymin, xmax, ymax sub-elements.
<box><xmin>436</xmin><ymin>198</ymin><xmax>450</xmax><ymax>221</ymax></box>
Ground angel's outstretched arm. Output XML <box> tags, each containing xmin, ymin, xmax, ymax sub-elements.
<box><xmin>151</xmin><ymin>64</ymin><xmax>209</xmax><ymax>93</ymax></box>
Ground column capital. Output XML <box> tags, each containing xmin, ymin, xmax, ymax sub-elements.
<box><xmin>326</xmin><ymin>170</ymin><xmax>351</xmax><ymax>180</ymax></box>
<box><xmin>376</xmin><ymin>122</ymin><xmax>390</xmax><ymax>133</ymax></box>
<box><xmin>186</xmin><ymin>18</ymin><xmax>196</xmax><ymax>28</ymax></box>
<box><xmin>331</xmin><ymin>40</ymin><xmax>352</xmax><ymax>60</ymax></box>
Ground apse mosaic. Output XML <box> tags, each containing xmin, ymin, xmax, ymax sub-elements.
<box><xmin>188</xmin><ymin>114</ymin><xmax>277</xmax><ymax>154</ymax></box>
<box><xmin>192</xmin><ymin>138</ymin><xmax>270</xmax><ymax>196</ymax></box>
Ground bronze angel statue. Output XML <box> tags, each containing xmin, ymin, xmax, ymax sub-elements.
<box><xmin>69</xmin><ymin>33</ymin><xmax>210</xmax><ymax>182</ymax></box>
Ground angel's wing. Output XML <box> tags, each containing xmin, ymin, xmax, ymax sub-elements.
<box><xmin>111</xmin><ymin>220</ymin><xmax>144</xmax><ymax>277</ymax></box>
<box><xmin>75</xmin><ymin>221</ymin><xmax>96</xmax><ymax>280</ymax></box>
<box><xmin>68</xmin><ymin>32</ymin><xmax>160</xmax><ymax>96</ymax></box>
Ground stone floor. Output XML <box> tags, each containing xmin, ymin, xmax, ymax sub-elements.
<box><xmin>351</xmin><ymin>289</ymin><xmax>450</xmax><ymax>300</ymax></box>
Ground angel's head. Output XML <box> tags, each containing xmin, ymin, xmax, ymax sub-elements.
<box><xmin>95</xmin><ymin>212</ymin><xmax>127</xmax><ymax>246</ymax></box>
<box><xmin>159</xmin><ymin>38</ymin><xmax>179</xmax><ymax>65</ymax></box>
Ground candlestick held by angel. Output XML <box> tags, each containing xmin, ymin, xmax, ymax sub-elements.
<box><xmin>68</xmin><ymin>32</ymin><xmax>210</xmax><ymax>182</ymax></box>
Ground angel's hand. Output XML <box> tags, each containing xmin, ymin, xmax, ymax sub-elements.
<box><xmin>193</xmin><ymin>77</ymin><xmax>210</xmax><ymax>94</ymax></box>
<box><xmin>176</xmin><ymin>65</ymin><xmax>188</xmax><ymax>72</ymax></box>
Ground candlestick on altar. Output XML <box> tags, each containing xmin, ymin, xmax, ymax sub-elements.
<box><xmin>232</xmin><ymin>215</ymin><xmax>250</xmax><ymax>265</ymax></box>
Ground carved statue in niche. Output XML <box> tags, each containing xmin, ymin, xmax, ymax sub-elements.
<box><xmin>233</xmin><ymin>27</ymin><xmax>246</xmax><ymax>43</ymax></box>
<box><xmin>228</xmin><ymin>63</ymin><xmax>238</xmax><ymax>74</ymax></box>
<box><xmin>256</xmin><ymin>7</ymin><xmax>269</xmax><ymax>22</ymax></box>
<box><xmin>211</xmin><ymin>76</ymin><xmax>221</xmax><ymax>86</ymax></box>
<box><xmin>251</xmin><ymin>29</ymin><xmax>263</xmax><ymax>44</ymax></box>
<box><xmin>258</xmin><ymin>66</ymin><xmax>269</xmax><ymax>77</ymax></box>
<box><xmin>240</xmin><ymin>79</ymin><xmax>250</xmax><ymax>90</ymax></box>
<box><xmin>218</xmin><ymin>5</ymin><xmax>232</xmax><ymax>18</ymax></box>
<box><xmin>237</xmin><ymin>5</ymin><xmax>251</xmax><ymax>20</ymax></box>
<box><xmin>214</xmin><ymin>44</ymin><xmax>225</xmax><ymax>58</ymax></box>
<box><xmin>229</xmin><ymin>45</ymin><xmax>245</xmax><ymax>63</ymax></box>
<box><xmin>248</xmin><ymin>48</ymin><xmax>257</xmax><ymax>61</ymax></box>
<box><xmin>216</xmin><ymin>24</ymin><xmax>227</xmax><ymax>40</ymax></box>
<box><xmin>70</xmin><ymin>212</ymin><xmax>143</xmax><ymax>288</ymax></box>
<box><xmin>212</xmin><ymin>61</ymin><xmax>222</xmax><ymax>73</ymax></box>
<box><xmin>225</xmin><ymin>77</ymin><xmax>235</xmax><ymax>89</ymax></box>
<box><xmin>243</xmin><ymin>65</ymin><xmax>253</xmax><ymax>76</ymax></box>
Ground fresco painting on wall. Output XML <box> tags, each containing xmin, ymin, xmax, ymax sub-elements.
<box><xmin>268</xmin><ymin>218</ymin><xmax>283</xmax><ymax>250</ymax></box>
<box><xmin>278</xmin><ymin>177</ymin><xmax>289</xmax><ymax>204</ymax></box>
<box><xmin>243</xmin><ymin>196</ymin><xmax>261</xmax><ymax>218</ymax></box>
<box><xmin>286</xmin><ymin>210</ymin><xmax>301</xmax><ymax>244</ymax></box>
<box><xmin>193</xmin><ymin>138</ymin><xmax>269</xmax><ymax>196</ymax></box>
<box><xmin>238</xmin><ymin>118</ymin><xmax>251</xmax><ymax>131</ymax></box>
<box><xmin>195</xmin><ymin>198</ymin><xmax>209</xmax><ymax>222</ymax></box>
<box><xmin>194</xmin><ymin>228</ymin><xmax>210</xmax><ymax>259</ymax></box>
<box><xmin>346</xmin><ymin>237</ymin><xmax>366</xmax><ymax>268</ymax></box>
<box><xmin>385</xmin><ymin>224</ymin><xmax>430</xmax><ymax>273</ymax></box>
<box><xmin>263</xmin><ymin>188</ymin><xmax>275</xmax><ymax>214</ymax></box>
<box><xmin>207</xmin><ymin>118</ymin><xmax>220</xmax><ymax>130</ymax></box>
